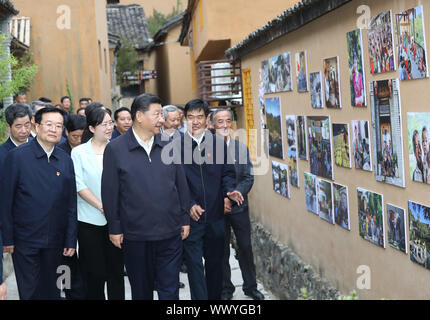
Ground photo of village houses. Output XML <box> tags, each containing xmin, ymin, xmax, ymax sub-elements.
<box><xmin>409</xmin><ymin>201</ymin><xmax>430</xmax><ymax>270</ymax></box>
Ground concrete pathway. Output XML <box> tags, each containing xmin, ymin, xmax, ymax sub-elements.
<box><xmin>4</xmin><ymin>244</ymin><xmax>277</xmax><ymax>300</ymax></box>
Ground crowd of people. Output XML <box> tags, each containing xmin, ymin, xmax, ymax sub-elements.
<box><xmin>0</xmin><ymin>92</ymin><xmax>265</xmax><ymax>301</ymax></box>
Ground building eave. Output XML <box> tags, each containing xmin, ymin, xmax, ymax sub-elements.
<box><xmin>225</xmin><ymin>0</ymin><xmax>352</xmax><ymax>61</ymax></box>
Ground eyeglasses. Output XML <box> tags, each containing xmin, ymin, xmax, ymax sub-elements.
<box><xmin>40</xmin><ymin>122</ymin><xmax>64</xmax><ymax>131</ymax></box>
<box><xmin>99</xmin><ymin>120</ymin><xmax>115</xmax><ymax>128</ymax></box>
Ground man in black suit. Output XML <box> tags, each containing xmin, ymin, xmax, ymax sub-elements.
<box><xmin>212</xmin><ymin>108</ymin><xmax>264</xmax><ymax>301</ymax></box>
<box><xmin>0</xmin><ymin>104</ymin><xmax>32</xmax><ymax>170</ymax></box>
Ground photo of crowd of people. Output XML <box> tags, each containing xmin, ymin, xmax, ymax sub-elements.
<box><xmin>395</xmin><ymin>6</ymin><xmax>428</xmax><ymax>80</ymax></box>
<box><xmin>387</xmin><ymin>204</ymin><xmax>407</xmax><ymax>254</ymax></box>
<box><xmin>296</xmin><ymin>116</ymin><xmax>308</xmax><ymax>160</ymax></box>
<box><xmin>272</xmin><ymin>161</ymin><xmax>290</xmax><ymax>199</ymax></box>
<box><xmin>286</xmin><ymin>115</ymin><xmax>299</xmax><ymax>187</ymax></box>
<box><xmin>323</xmin><ymin>57</ymin><xmax>342</xmax><ymax>108</ymax></box>
<box><xmin>304</xmin><ymin>172</ymin><xmax>317</xmax><ymax>214</ymax></box>
<box><xmin>368</xmin><ymin>10</ymin><xmax>396</xmax><ymax>75</ymax></box>
<box><xmin>370</xmin><ymin>79</ymin><xmax>405</xmax><ymax>188</ymax></box>
<box><xmin>407</xmin><ymin>112</ymin><xmax>430</xmax><ymax>184</ymax></box>
<box><xmin>261</xmin><ymin>53</ymin><xmax>293</xmax><ymax>94</ymax></box>
<box><xmin>408</xmin><ymin>201</ymin><xmax>430</xmax><ymax>270</ymax></box>
<box><xmin>347</xmin><ymin>29</ymin><xmax>366</xmax><ymax>107</ymax></box>
<box><xmin>351</xmin><ymin>120</ymin><xmax>372</xmax><ymax>172</ymax></box>
<box><xmin>296</xmin><ymin>51</ymin><xmax>308</xmax><ymax>92</ymax></box>
<box><xmin>317</xmin><ymin>179</ymin><xmax>334</xmax><ymax>224</ymax></box>
<box><xmin>310</xmin><ymin>72</ymin><xmax>323</xmax><ymax>109</ymax></box>
<box><xmin>333</xmin><ymin>183</ymin><xmax>350</xmax><ymax>230</ymax></box>
<box><xmin>266</xmin><ymin>97</ymin><xmax>284</xmax><ymax>159</ymax></box>
<box><xmin>333</xmin><ymin>123</ymin><xmax>351</xmax><ymax>169</ymax></box>
<box><xmin>308</xmin><ymin>116</ymin><xmax>333</xmax><ymax>180</ymax></box>
<box><xmin>357</xmin><ymin>188</ymin><xmax>385</xmax><ymax>248</ymax></box>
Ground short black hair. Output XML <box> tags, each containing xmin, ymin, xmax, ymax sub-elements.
<box><xmin>61</xmin><ymin>96</ymin><xmax>71</xmax><ymax>103</ymax></box>
<box><xmin>34</xmin><ymin>107</ymin><xmax>66</xmax><ymax>125</ymax></box>
<box><xmin>76</xmin><ymin>107</ymin><xmax>86</xmax><ymax>115</ymax></box>
<box><xmin>130</xmin><ymin>93</ymin><xmax>162</xmax><ymax>121</ymax></box>
<box><xmin>5</xmin><ymin>103</ymin><xmax>32</xmax><ymax>126</ymax></box>
<box><xmin>81</xmin><ymin>107</ymin><xmax>110</xmax><ymax>144</ymax></box>
<box><xmin>66</xmin><ymin>114</ymin><xmax>86</xmax><ymax>132</ymax></box>
<box><xmin>114</xmin><ymin>107</ymin><xmax>132</xmax><ymax>121</ymax></box>
<box><xmin>85</xmin><ymin>102</ymin><xmax>104</xmax><ymax>117</ymax></box>
<box><xmin>39</xmin><ymin>97</ymin><xmax>52</xmax><ymax>103</ymax></box>
<box><xmin>105</xmin><ymin>108</ymin><xmax>112</xmax><ymax>117</ymax></box>
<box><xmin>184</xmin><ymin>99</ymin><xmax>209</xmax><ymax>117</ymax></box>
<box><xmin>13</xmin><ymin>92</ymin><xmax>26</xmax><ymax>100</ymax></box>
<box><xmin>79</xmin><ymin>97</ymin><xmax>90</xmax><ymax>104</ymax></box>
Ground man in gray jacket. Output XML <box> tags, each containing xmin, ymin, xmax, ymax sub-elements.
<box><xmin>212</xmin><ymin>109</ymin><xmax>264</xmax><ymax>300</ymax></box>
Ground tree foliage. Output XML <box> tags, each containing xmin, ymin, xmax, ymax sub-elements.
<box><xmin>147</xmin><ymin>0</ymin><xmax>183</xmax><ymax>36</ymax></box>
<box><xmin>116</xmin><ymin>38</ymin><xmax>139</xmax><ymax>87</ymax></box>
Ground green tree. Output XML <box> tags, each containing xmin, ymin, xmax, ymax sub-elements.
<box><xmin>116</xmin><ymin>38</ymin><xmax>139</xmax><ymax>88</ymax></box>
<box><xmin>0</xmin><ymin>33</ymin><xmax>38</xmax><ymax>143</ymax></box>
<box><xmin>147</xmin><ymin>0</ymin><xmax>183</xmax><ymax>36</ymax></box>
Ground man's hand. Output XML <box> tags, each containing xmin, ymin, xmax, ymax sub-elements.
<box><xmin>0</xmin><ymin>283</ymin><xmax>7</xmax><ymax>300</ymax></box>
<box><xmin>3</xmin><ymin>246</ymin><xmax>14</xmax><ymax>254</ymax></box>
<box><xmin>190</xmin><ymin>205</ymin><xmax>205</xmax><ymax>222</ymax></box>
<box><xmin>227</xmin><ymin>190</ymin><xmax>244</xmax><ymax>206</ymax></box>
<box><xmin>110</xmin><ymin>234</ymin><xmax>124</xmax><ymax>249</ymax></box>
<box><xmin>63</xmin><ymin>248</ymin><xmax>76</xmax><ymax>257</ymax></box>
<box><xmin>224</xmin><ymin>197</ymin><xmax>233</xmax><ymax>214</ymax></box>
<box><xmin>181</xmin><ymin>225</ymin><xmax>190</xmax><ymax>240</ymax></box>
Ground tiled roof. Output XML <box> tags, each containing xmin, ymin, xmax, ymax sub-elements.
<box><xmin>0</xmin><ymin>0</ymin><xmax>18</xmax><ymax>15</ymax></box>
<box><xmin>106</xmin><ymin>4</ymin><xmax>153</xmax><ymax>51</ymax></box>
<box><xmin>225</xmin><ymin>0</ymin><xmax>352</xmax><ymax>60</ymax></box>
<box><xmin>153</xmin><ymin>11</ymin><xmax>186</xmax><ymax>43</ymax></box>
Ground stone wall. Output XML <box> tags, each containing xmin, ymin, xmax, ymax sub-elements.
<box><xmin>247</xmin><ymin>221</ymin><xmax>340</xmax><ymax>300</ymax></box>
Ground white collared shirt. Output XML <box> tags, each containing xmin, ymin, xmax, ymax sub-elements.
<box><xmin>10</xmin><ymin>136</ymin><xmax>28</xmax><ymax>147</ymax></box>
<box><xmin>187</xmin><ymin>130</ymin><xmax>205</xmax><ymax>147</ymax></box>
<box><xmin>132</xmin><ymin>127</ymin><xmax>154</xmax><ymax>161</ymax></box>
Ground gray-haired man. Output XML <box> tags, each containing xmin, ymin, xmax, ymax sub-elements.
<box><xmin>212</xmin><ymin>109</ymin><xmax>264</xmax><ymax>301</ymax></box>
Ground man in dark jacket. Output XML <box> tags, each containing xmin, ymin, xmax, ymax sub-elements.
<box><xmin>0</xmin><ymin>104</ymin><xmax>32</xmax><ymax>170</ymax></box>
<box><xmin>179</xmin><ymin>99</ymin><xmax>244</xmax><ymax>300</ymax></box>
<box><xmin>101</xmin><ymin>94</ymin><xmax>191</xmax><ymax>300</ymax></box>
<box><xmin>0</xmin><ymin>107</ymin><xmax>77</xmax><ymax>300</ymax></box>
<box><xmin>212</xmin><ymin>109</ymin><xmax>265</xmax><ymax>301</ymax></box>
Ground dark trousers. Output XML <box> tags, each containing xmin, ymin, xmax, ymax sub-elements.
<box><xmin>184</xmin><ymin>218</ymin><xmax>225</xmax><ymax>300</ymax></box>
<box><xmin>62</xmin><ymin>253</ymin><xmax>85</xmax><ymax>300</ymax></box>
<box><xmin>123</xmin><ymin>234</ymin><xmax>182</xmax><ymax>300</ymax></box>
<box><xmin>12</xmin><ymin>246</ymin><xmax>63</xmax><ymax>300</ymax></box>
<box><xmin>222</xmin><ymin>209</ymin><xmax>257</xmax><ymax>295</ymax></box>
<box><xmin>78</xmin><ymin>221</ymin><xmax>125</xmax><ymax>300</ymax></box>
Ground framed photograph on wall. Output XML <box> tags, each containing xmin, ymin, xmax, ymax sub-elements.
<box><xmin>265</xmin><ymin>97</ymin><xmax>284</xmax><ymax>159</ymax></box>
<box><xmin>370</xmin><ymin>79</ymin><xmax>405</xmax><ymax>188</ymax></box>
<box><xmin>310</xmin><ymin>71</ymin><xmax>324</xmax><ymax>109</ymax></box>
<box><xmin>296</xmin><ymin>116</ymin><xmax>308</xmax><ymax>160</ymax></box>
<box><xmin>272</xmin><ymin>161</ymin><xmax>290</xmax><ymax>199</ymax></box>
<box><xmin>351</xmin><ymin>120</ymin><xmax>372</xmax><ymax>172</ymax></box>
<box><xmin>296</xmin><ymin>51</ymin><xmax>309</xmax><ymax>92</ymax></box>
<box><xmin>357</xmin><ymin>188</ymin><xmax>385</xmax><ymax>248</ymax></box>
<box><xmin>407</xmin><ymin>113</ymin><xmax>430</xmax><ymax>184</ymax></box>
<box><xmin>368</xmin><ymin>10</ymin><xmax>396</xmax><ymax>75</ymax></box>
<box><xmin>317</xmin><ymin>178</ymin><xmax>334</xmax><ymax>224</ymax></box>
<box><xmin>347</xmin><ymin>29</ymin><xmax>367</xmax><ymax>107</ymax></box>
<box><xmin>387</xmin><ymin>204</ymin><xmax>407</xmax><ymax>254</ymax></box>
<box><xmin>323</xmin><ymin>56</ymin><xmax>342</xmax><ymax>109</ymax></box>
<box><xmin>332</xmin><ymin>123</ymin><xmax>352</xmax><ymax>169</ymax></box>
<box><xmin>308</xmin><ymin>116</ymin><xmax>334</xmax><ymax>180</ymax></box>
<box><xmin>333</xmin><ymin>183</ymin><xmax>350</xmax><ymax>230</ymax></box>
<box><xmin>286</xmin><ymin>115</ymin><xmax>299</xmax><ymax>187</ymax></box>
<box><xmin>304</xmin><ymin>172</ymin><xmax>317</xmax><ymax>214</ymax></box>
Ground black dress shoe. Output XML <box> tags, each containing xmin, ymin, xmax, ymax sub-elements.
<box><xmin>244</xmin><ymin>289</ymin><xmax>265</xmax><ymax>300</ymax></box>
<box><xmin>221</xmin><ymin>292</ymin><xmax>233</xmax><ymax>300</ymax></box>
<box><xmin>179</xmin><ymin>282</ymin><xmax>185</xmax><ymax>289</ymax></box>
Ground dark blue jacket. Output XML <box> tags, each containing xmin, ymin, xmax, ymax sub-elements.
<box><xmin>0</xmin><ymin>138</ymin><xmax>77</xmax><ymax>249</ymax></box>
<box><xmin>0</xmin><ymin>223</ymin><xmax>2</xmax><ymax>285</ymax></box>
<box><xmin>0</xmin><ymin>138</ymin><xmax>16</xmax><ymax>171</ymax></box>
<box><xmin>57</xmin><ymin>139</ymin><xmax>72</xmax><ymax>156</ymax></box>
<box><xmin>227</xmin><ymin>139</ymin><xmax>254</xmax><ymax>214</ymax></box>
<box><xmin>101</xmin><ymin>129</ymin><xmax>191</xmax><ymax>241</ymax></box>
<box><xmin>177</xmin><ymin>131</ymin><xmax>237</xmax><ymax>223</ymax></box>
<box><xmin>110</xmin><ymin>126</ymin><xmax>121</xmax><ymax>140</ymax></box>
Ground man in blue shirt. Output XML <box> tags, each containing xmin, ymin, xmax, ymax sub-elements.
<box><xmin>0</xmin><ymin>104</ymin><xmax>32</xmax><ymax>170</ymax></box>
<box><xmin>0</xmin><ymin>107</ymin><xmax>77</xmax><ymax>300</ymax></box>
<box><xmin>111</xmin><ymin>107</ymin><xmax>132</xmax><ymax>140</ymax></box>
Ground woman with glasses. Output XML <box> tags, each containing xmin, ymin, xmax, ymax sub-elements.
<box><xmin>71</xmin><ymin>107</ymin><xmax>125</xmax><ymax>300</ymax></box>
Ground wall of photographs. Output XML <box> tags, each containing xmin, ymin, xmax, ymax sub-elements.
<box><xmin>242</xmin><ymin>0</ymin><xmax>430</xmax><ymax>299</ymax></box>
